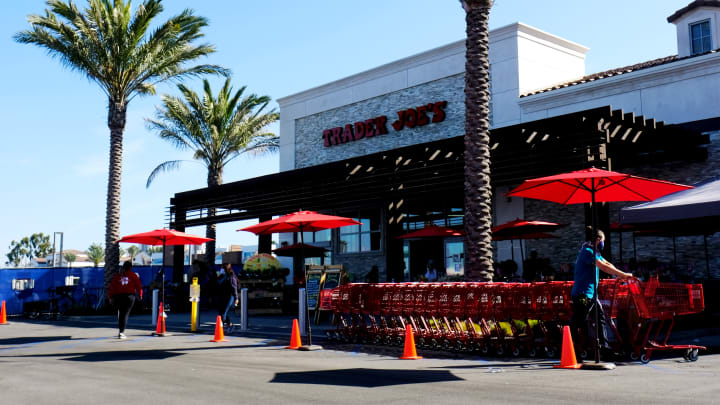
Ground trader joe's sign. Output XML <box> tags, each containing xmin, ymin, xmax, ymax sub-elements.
<box><xmin>322</xmin><ymin>101</ymin><xmax>447</xmax><ymax>147</ymax></box>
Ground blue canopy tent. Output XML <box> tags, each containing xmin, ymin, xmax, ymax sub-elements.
<box><xmin>621</xmin><ymin>177</ymin><xmax>720</xmax><ymax>278</ymax></box>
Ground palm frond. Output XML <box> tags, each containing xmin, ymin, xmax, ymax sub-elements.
<box><xmin>146</xmin><ymin>159</ymin><xmax>185</xmax><ymax>188</ymax></box>
<box><xmin>147</xmin><ymin>78</ymin><xmax>279</xmax><ymax>185</ymax></box>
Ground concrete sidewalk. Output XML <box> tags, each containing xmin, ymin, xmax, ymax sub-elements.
<box><xmin>65</xmin><ymin>309</ymin><xmax>333</xmax><ymax>341</ymax></box>
<box><xmin>60</xmin><ymin>309</ymin><xmax>720</xmax><ymax>353</ymax></box>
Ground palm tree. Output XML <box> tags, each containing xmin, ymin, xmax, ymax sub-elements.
<box><xmin>87</xmin><ymin>243</ymin><xmax>105</xmax><ymax>267</ymax></box>
<box><xmin>146</xmin><ymin>78</ymin><xmax>279</xmax><ymax>265</ymax></box>
<box><xmin>15</xmin><ymin>0</ymin><xmax>227</xmax><ymax>288</ymax></box>
<box><xmin>127</xmin><ymin>245</ymin><xmax>140</xmax><ymax>263</ymax></box>
<box><xmin>460</xmin><ymin>0</ymin><xmax>494</xmax><ymax>281</ymax></box>
<box><xmin>63</xmin><ymin>252</ymin><xmax>77</xmax><ymax>268</ymax></box>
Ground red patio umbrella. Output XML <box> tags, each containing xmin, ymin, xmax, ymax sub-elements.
<box><xmin>492</xmin><ymin>232</ymin><xmax>558</xmax><ymax>241</ymax></box>
<box><xmin>395</xmin><ymin>225</ymin><xmax>465</xmax><ymax>239</ymax></box>
<box><xmin>491</xmin><ymin>219</ymin><xmax>565</xmax><ymax>262</ymax></box>
<box><xmin>118</xmin><ymin>229</ymin><xmax>213</xmax><ymax>309</ymax></box>
<box><xmin>239</xmin><ymin>211</ymin><xmax>361</xmax><ymax>348</ymax></box>
<box><xmin>506</xmin><ymin>167</ymin><xmax>692</xmax><ymax>367</ymax></box>
<box><xmin>240</xmin><ymin>211</ymin><xmax>362</xmax><ymax>235</ymax></box>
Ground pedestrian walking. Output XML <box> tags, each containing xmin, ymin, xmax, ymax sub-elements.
<box><xmin>571</xmin><ymin>230</ymin><xmax>631</xmax><ymax>357</ymax></box>
<box><xmin>217</xmin><ymin>263</ymin><xmax>239</xmax><ymax>331</ymax></box>
<box><xmin>108</xmin><ymin>261</ymin><xmax>143</xmax><ymax>339</ymax></box>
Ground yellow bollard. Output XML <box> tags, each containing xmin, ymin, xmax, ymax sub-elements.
<box><xmin>189</xmin><ymin>277</ymin><xmax>200</xmax><ymax>332</ymax></box>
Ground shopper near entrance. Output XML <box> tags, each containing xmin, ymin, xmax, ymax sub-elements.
<box><xmin>217</xmin><ymin>264</ymin><xmax>239</xmax><ymax>330</ymax></box>
<box><xmin>365</xmin><ymin>265</ymin><xmax>380</xmax><ymax>283</ymax></box>
<box><xmin>108</xmin><ymin>261</ymin><xmax>143</xmax><ymax>339</ymax></box>
<box><xmin>571</xmin><ymin>230</ymin><xmax>631</xmax><ymax>355</ymax></box>
<box><xmin>425</xmin><ymin>259</ymin><xmax>439</xmax><ymax>281</ymax></box>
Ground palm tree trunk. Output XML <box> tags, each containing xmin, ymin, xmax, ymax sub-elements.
<box><xmin>104</xmin><ymin>100</ymin><xmax>126</xmax><ymax>289</ymax></box>
<box><xmin>205</xmin><ymin>169</ymin><xmax>223</xmax><ymax>266</ymax></box>
<box><xmin>462</xmin><ymin>0</ymin><xmax>494</xmax><ymax>281</ymax></box>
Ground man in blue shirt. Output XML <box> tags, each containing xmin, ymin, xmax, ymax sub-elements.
<box><xmin>571</xmin><ymin>230</ymin><xmax>631</xmax><ymax>358</ymax></box>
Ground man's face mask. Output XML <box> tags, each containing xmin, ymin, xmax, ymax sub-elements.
<box><xmin>597</xmin><ymin>239</ymin><xmax>605</xmax><ymax>251</ymax></box>
<box><xmin>217</xmin><ymin>270</ymin><xmax>224</xmax><ymax>277</ymax></box>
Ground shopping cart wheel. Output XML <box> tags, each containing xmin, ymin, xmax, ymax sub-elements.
<box><xmin>512</xmin><ymin>347</ymin><xmax>521</xmax><ymax>357</ymax></box>
<box><xmin>496</xmin><ymin>346</ymin><xmax>504</xmax><ymax>356</ymax></box>
<box><xmin>640</xmin><ymin>353</ymin><xmax>650</xmax><ymax>364</ymax></box>
<box><xmin>579</xmin><ymin>349</ymin><xmax>589</xmax><ymax>360</ymax></box>
<box><xmin>544</xmin><ymin>346</ymin><xmax>556</xmax><ymax>358</ymax></box>
<box><xmin>629</xmin><ymin>351</ymin><xmax>640</xmax><ymax>361</ymax></box>
<box><xmin>685</xmin><ymin>348</ymin><xmax>699</xmax><ymax>362</ymax></box>
<box><xmin>384</xmin><ymin>335</ymin><xmax>393</xmax><ymax>346</ymax></box>
<box><xmin>396</xmin><ymin>335</ymin><xmax>405</xmax><ymax>346</ymax></box>
<box><xmin>455</xmin><ymin>341</ymin><xmax>465</xmax><ymax>352</ymax></box>
<box><xmin>480</xmin><ymin>344</ymin><xmax>489</xmax><ymax>355</ymax></box>
<box><xmin>528</xmin><ymin>347</ymin><xmax>537</xmax><ymax>358</ymax></box>
<box><xmin>441</xmin><ymin>339</ymin><xmax>451</xmax><ymax>351</ymax></box>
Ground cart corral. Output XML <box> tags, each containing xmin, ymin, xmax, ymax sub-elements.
<box><xmin>320</xmin><ymin>278</ymin><xmax>706</xmax><ymax>363</ymax></box>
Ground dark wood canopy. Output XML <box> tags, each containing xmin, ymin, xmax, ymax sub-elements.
<box><xmin>169</xmin><ymin>105</ymin><xmax>708</xmax><ymax>231</ymax></box>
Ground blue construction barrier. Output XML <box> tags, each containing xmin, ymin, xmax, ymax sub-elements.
<box><xmin>0</xmin><ymin>266</ymin><xmax>190</xmax><ymax>316</ymax></box>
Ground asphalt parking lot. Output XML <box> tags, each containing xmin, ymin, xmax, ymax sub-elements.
<box><xmin>1</xmin><ymin>319</ymin><xmax>719</xmax><ymax>405</ymax></box>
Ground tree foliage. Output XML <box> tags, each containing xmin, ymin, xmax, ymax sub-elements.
<box><xmin>127</xmin><ymin>245</ymin><xmax>140</xmax><ymax>260</ymax></box>
<box><xmin>63</xmin><ymin>252</ymin><xmax>77</xmax><ymax>267</ymax></box>
<box><xmin>15</xmin><ymin>0</ymin><xmax>227</xmax><ymax>283</ymax></box>
<box><xmin>146</xmin><ymin>78</ymin><xmax>279</xmax><ymax>264</ymax></box>
<box><xmin>87</xmin><ymin>243</ymin><xmax>105</xmax><ymax>267</ymax></box>
<box><xmin>5</xmin><ymin>233</ymin><xmax>52</xmax><ymax>267</ymax></box>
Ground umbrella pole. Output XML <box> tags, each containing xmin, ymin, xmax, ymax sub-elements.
<box><xmin>619</xmin><ymin>229</ymin><xmax>623</xmax><ymax>265</ymax></box>
<box><xmin>299</xmin><ymin>225</ymin><xmax>312</xmax><ymax>347</ymax></box>
<box><xmin>591</xmin><ymin>181</ymin><xmax>601</xmax><ymax>365</ymax></box>
<box><xmin>704</xmin><ymin>234</ymin><xmax>710</xmax><ymax>280</ymax></box>
<box><xmin>584</xmin><ymin>180</ymin><xmax>615</xmax><ymax>369</ymax></box>
<box><xmin>633</xmin><ymin>233</ymin><xmax>637</xmax><ymax>261</ymax></box>
<box><xmin>162</xmin><ymin>240</ymin><xmax>166</xmax><ymax>310</ymax></box>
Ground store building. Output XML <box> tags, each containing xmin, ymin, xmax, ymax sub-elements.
<box><xmin>170</xmin><ymin>1</ymin><xmax>719</xmax><ymax>283</ymax></box>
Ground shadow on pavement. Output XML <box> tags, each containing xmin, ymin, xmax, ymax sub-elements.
<box><xmin>61</xmin><ymin>349</ymin><xmax>184</xmax><ymax>362</ymax></box>
<box><xmin>0</xmin><ymin>336</ymin><xmax>73</xmax><ymax>345</ymax></box>
<box><xmin>0</xmin><ymin>341</ymin><xmax>288</xmax><ymax>362</ymax></box>
<box><xmin>270</xmin><ymin>368</ymin><xmax>464</xmax><ymax>387</ymax></box>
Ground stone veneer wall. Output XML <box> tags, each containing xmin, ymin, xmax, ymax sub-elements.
<box><xmin>522</xmin><ymin>133</ymin><xmax>720</xmax><ymax>281</ymax></box>
<box><xmin>331</xmin><ymin>205</ymin><xmax>388</xmax><ymax>282</ymax></box>
<box><xmin>294</xmin><ymin>74</ymin><xmax>465</xmax><ymax>168</ymax></box>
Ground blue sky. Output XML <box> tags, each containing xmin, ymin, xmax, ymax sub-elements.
<box><xmin>0</xmin><ymin>0</ymin><xmax>687</xmax><ymax>262</ymax></box>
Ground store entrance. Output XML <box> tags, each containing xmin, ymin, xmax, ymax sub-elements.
<box><xmin>408</xmin><ymin>240</ymin><xmax>444</xmax><ymax>281</ymax></box>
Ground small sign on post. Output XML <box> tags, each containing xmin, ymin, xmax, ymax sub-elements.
<box><xmin>189</xmin><ymin>277</ymin><xmax>200</xmax><ymax>332</ymax></box>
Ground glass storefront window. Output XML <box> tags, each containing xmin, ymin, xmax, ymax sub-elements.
<box><xmin>339</xmin><ymin>209</ymin><xmax>381</xmax><ymax>253</ymax></box>
<box><xmin>340</xmin><ymin>233</ymin><xmax>359</xmax><ymax>253</ymax></box>
<box><xmin>445</xmin><ymin>239</ymin><xmax>465</xmax><ymax>277</ymax></box>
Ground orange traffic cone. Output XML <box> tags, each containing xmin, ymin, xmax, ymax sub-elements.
<box><xmin>210</xmin><ymin>315</ymin><xmax>227</xmax><ymax>342</ymax></box>
<box><xmin>0</xmin><ymin>300</ymin><xmax>7</xmax><ymax>325</ymax></box>
<box><xmin>153</xmin><ymin>303</ymin><xmax>166</xmax><ymax>336</ymax></box>
<box><xmin>399</xmin><ymin>324</ymin><xmax>422</xmax><ymax>360</ymax></box>
<box><xmin>285</xmin><ymin>319</ymin><xmax>302</xmax><ymax>349</ymax></box>
<box><xmin>554</xmin><ymin>325</ymin><xmax>582</xmax><ymax>369</ymax></box>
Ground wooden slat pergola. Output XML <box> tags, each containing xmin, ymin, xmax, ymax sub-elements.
<box><xmin>167</xmin><ymin>106</ymin><xmax>708</xmax><ymax>278</ymax></box>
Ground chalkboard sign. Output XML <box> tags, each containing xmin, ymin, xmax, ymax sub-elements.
<box><xmin>305</xmin><ymin>269</ymin><xmax>323</xmax><ymax>310</ymax></box>
<box><xmin>322</xmin><ymin>269</ymin><xmax>342</xmax><ymax>290</ymax></box>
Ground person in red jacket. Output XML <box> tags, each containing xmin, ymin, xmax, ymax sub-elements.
<box><xmin>108</xmin><ymin>261</ymin><xmax>143</xmax><ymax>339</ymax></box>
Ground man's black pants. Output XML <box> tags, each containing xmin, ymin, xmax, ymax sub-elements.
<box><xmin>570</xmin><ymin>295</ymin><xmax>611</xmax><ymax>352</ymax></box>
<box><xmin>113</xmin><ymin>293</ymin><xmax>136</xmax><ymax>333</ymax></box>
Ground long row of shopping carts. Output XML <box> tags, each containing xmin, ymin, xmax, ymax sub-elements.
<box><xmin>319</xmin><ymin>278</ymin><xmax>705</xmax><ymax>362</ymax></box>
